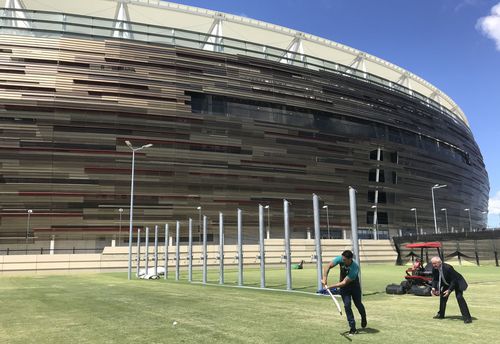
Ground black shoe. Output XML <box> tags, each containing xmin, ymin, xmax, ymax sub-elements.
<box><xmin>433</xmin><ymin>313</ymin><xmax>444</xmax><ymax>319</ymax></box>
<box><xmin>348</xmin><ymin>329</ymin><xmax>358</xmax><ymax>336</ymax></box>
<box><xmin>361</xmin><ymin>317</ymin><xmax>367</xmax><ymax>328</ymax></box>
<box><xmin>464</xmin><ymin>318</ymin><xmax>472</xmax><ymax>324</ymax></box>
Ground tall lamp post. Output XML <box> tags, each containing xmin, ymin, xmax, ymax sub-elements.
<box><xmin>197</xmin><ymin>206</ymin><xmax>202</xmax><ymax>242</ymax></box>
<box><xmin>322</xmin><ymin>205</ymin><xmax>330</xmax><ymax>239</ymax></box>
<box><xmin>264</xmin><ymin>205</ymin><xmax>270</xmax><ymax>239</ymax></box>
<box><xmin>464</xmin><ymin>208</ymin><xmax>472</xmax><ymax>232</ymax></box>
<box><xmin>118</xmin><ymin>208</ymin><xmax>123</xmax><ymax>246</ymax></box>
<box><xmin>431</xmin><ymin>184</ymin><xmax>447</xmax><ymax>234</ymax></box>
<box><xmin>410</xmin><ymin>208</ymin><xmax>418</xmax><ymax>235</ymax></box>
<box><xmin>371</xmin><ymin>205</ymin><xmax>378</xmax><ymax>240</ymax></box>
<box><xmin>440</xmin><ymin>208</ymin><xmax>449</xmax><ymax>233</ymax></box>
<box><xmin>126</xmin><ymin>140</ymin><xmax>153</xmax><ymax>280</ymax></box>
<box><xmin>26</xmin><ymin>209</ymin><xmax>33</xmax><ymax>245</ymax></box>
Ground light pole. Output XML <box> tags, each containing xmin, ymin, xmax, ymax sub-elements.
<box><xmin>26</xmin><ymin>209</ymin><xmax>33</xmax><ymax>246</ymax></box>
<box><xmin>431</xmin><ymin>184</ymin><xmax>447</xmax><ymax>234</ymax></box>
<box><xmin>264</xmin><ymin>205</ymin><xmax>270</xmax><ymax>239</ymax></box>
<box><xmin>464</xmin><ymin>208</ymin><xmax>472</xmax><ymax>232</ymax></box>
<box><xmin>440</xmin><ymin>208</ymin><xmax>449</xmax><ymax>233</ymax></box>
<box><xmin>410</xmin><ymin>208</ymin><xmax>418</xmax><ymax>235</ymax></box>
<box><xmin>322</xmin><ymin>205</ymin><xmax>330</xmax><ymax>239</ymax></box>
<box><xmin>118</xmin><ymin>208</ymin><xmax>123</xmax><ymax>246</ymax></box>
<box><xmin>371</xmin><ymin>205</ymin><xmax>378</xmax><ymax>240</ymax></box>
<box><xmin>126</xmin><ymin>140</ymin><xmax>153</xmax><ymax>280</ymax></box>
<box><xmin>197</xmin><ymin>206</ymin><xmax>202</xmax><ymax>242</ymax></box>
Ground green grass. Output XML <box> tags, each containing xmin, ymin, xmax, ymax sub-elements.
<box><xmin>1</xmin><ymin>264</ymin><xmax>499</xmax><ymax>343</ymax></box>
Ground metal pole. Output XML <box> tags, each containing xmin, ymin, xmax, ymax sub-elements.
<box><xmin>313</xmin><ymin>194</ymin><xmax>323</xmax><ymax>292</ymax></box>
<box><xmin>443</xmin><ymin>209</ymin><xmax>449</xmax><ymax>233</ymax></box>
<box><xmin>126</xmin><ymin>141</ymin><xmax>152</xmax><ymax>280</ymax></box>
<box><xmin>284</xmin><ymin>199</ymin><xmax>292</xmax><ymax>291</ymax></box>
<box><xmin>323</xmin><ymin>205</ymin><xmax>330</xmax><ymax>239</ymax></box>
<box><xmin>349</xmin><ymin>187</ymin><xmax>360</xmax><ymax>282</ymax></box>
<box><xmin>266</xmin><ymin>206</ymin><xmax>271</xmax><ymax>239</ymax></box>
<box><xmin>432</xmin><ymin>187</ymin><xmax>437</xmax><ymax>234</ymax></box>
<box><xmin>26</xmin><ymin>209</ymin><xmax>32</xmax><ymax>246</ymax></box>
<box><xmin>154</xmin><ymin>225</ymin><xmax>159</xmax><ymax>276</ymax></box>
<box><xmin>259</xmin><ymin>204</ymin><xmax>266</xmax><ymax>288</ymax></box>
<box><xmin>188</xmin><ymin>218</ymin><xmax>193</xmax><ymax>282</ymax></box>
<box><xmin>219</xmin><ymin>212</ymin><xmax>224</xmax><ymax>285</ymax></box>
<box><xmin>411</xmin><ymin>208</ymin><xmax>418</xmax><ymax>236</ymax></box>
<box><xmin>372</xmin><ymin>205</ymin><xmax>378</xmax><ymax>240</ymax></box>
<box><xmin>136</xmin><ymin>228</ymin><xmax>141</xmax><ymax>278</ymax></box>
<box><xmin>202</xmin><ymin>215</ymin><xmax>207</xmax><ymax>284</ymax></box>
<box><xmin>237</xmin><ymin>208</ymin><xmax>243</xmax><ymax>286</ymax></box>
<box><xmin>127</xmin><ymin>150</ymin><xmax>136</xmax><ymax>280</ymax></box>
<box><xmin>145</xmin><ymin>226</ymin><xmax>149</xmax><ymax>275</ymax></box>
<box><xmin>175</xmin><ymin>221</ymin><xmax>180</xmax><ymax>281</ymax></box>
<box><xmin>164</xmin><ymin>224</ymin><xmax>169</xmax><ymax>279</ymax></box>
<box><xmin>118</xmin><ymin>208</ymin><xmax>123</xmax><ymax>246</ymax></box>
<box><xmin>468</xmin><ymin>210</ymin><xmax>472</xmax><ymax>232</ymax></box>
<box><xmin>197</xmin><ymin>206</ymin><xmax>202</xmax><ymax>243</ymax></box>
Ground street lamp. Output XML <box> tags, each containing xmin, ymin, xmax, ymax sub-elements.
<box><xmin>322</xmin><ymin>205</ymin><xmax>330</xmax><ymax>239</ymax></box>
<box><xmin>126</xmin><ymin>140</ymin><xmax>153</xmax><ymax>280</ymax></box>
<box><xmin>464</xmin><ymin>208</ymin><xmax>472</xmax><ymax>232</ymax></box>
<box><xmin>440</xmin><ymin>208</ymin><xmax>449</xmax><ymax>233</ymax></box>
<box><xmin>371</xmin><ymin>205</ymin><xmax>378</xmax><ymax>240</ymax></box>
<box><xmin>431</xmin><ymin>184</ymin><xmax>447</xmax><ymax>234</ymax></box>
<box><xmin>26</xmin><ymin>209</ymin><xmax>33</xmax><ymax>245</ymax></box>
<box><xmin>197</xmin><ymin>206</ymin><xmax>202</xmax><ymax>242</ymax></box>
<box><xmin>410</xmin><ymin>208</ymin><xmax>418</xmax><ymax>235</ymax></box>
<box><xmin>118</xmin><ymin>208</ymin><xmax>123</xmax><ymax>246</ymax></box>
<box><xmin>264</xmin><ymin>205</ymin><xmax>270</xmax><ymax>239</ymax></box>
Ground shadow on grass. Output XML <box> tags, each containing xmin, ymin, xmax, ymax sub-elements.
<box><xmin>363</xmin><ymin>291</ymin><xmax>385</xmax><ymax>297</ymax></box>
<box><xmin>443</xmin><ymin>315</ymin><xmax>478</xmax><ymax>321</ymax></box>
<box><xmin>340</xmin><ymin>328</ymin><xmax>380</xmax><ymax>341</ymax></box>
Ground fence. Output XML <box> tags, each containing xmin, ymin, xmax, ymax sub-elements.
<box><xmin>393</xmin><ymin>230</ymin><xmax>500</xmax><ymax>266</ymax></box>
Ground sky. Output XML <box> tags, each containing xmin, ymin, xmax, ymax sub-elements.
<box><xmin>165</xmin><ymin>0</ymin><xmax>500</xmax><ymax>226</ymax></box>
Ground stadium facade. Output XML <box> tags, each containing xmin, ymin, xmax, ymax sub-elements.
<box><xmin>0</xmin><ymin>0</ymin><xmax>489</xmax><ymax>246</ymax></box>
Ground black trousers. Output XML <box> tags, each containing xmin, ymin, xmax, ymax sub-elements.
<box><xmin>340</xmin><ymin>285</ymin><xmax>366</xmax><ymax>330</ymax></box>
<box><xmin>438</xmin><ymin>289</ymin><xmax>471</xmax><ymax>320</ymax></box>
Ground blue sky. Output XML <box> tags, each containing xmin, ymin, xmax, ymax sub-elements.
<box><xmin>167</xmin><ymin>0</ymin><xmax>500</xmax><ymax>226</ymax></box>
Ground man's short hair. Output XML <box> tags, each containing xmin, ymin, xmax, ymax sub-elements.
<box><xmin>341</xmin><ymin>250</ymin><xmax>354</xmax><ymax>260</ymax></box>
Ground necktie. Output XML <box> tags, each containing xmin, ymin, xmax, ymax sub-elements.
<box><xmin>438</xmin><ymin>267</ymin><xmax>443</xmax><ymax>292</ymax></box>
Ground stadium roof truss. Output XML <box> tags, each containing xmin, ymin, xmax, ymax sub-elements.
<box><xmin>0</xmin><ymin>0</ymin><xmax>469</xmax><ymax>127</ymax></box>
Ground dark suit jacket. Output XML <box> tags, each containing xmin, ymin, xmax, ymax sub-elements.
<box><xmin>432</xmin><ymin>263</ymin><xmax>468</xmax><ymax>292</ymax></box>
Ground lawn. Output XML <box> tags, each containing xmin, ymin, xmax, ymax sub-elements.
<box><xmin>0</xmin><ymin>264</ymin><xmax>499</xmax><ymax>343</ymax></box>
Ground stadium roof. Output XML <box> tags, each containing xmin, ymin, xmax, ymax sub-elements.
<box><xmin>1</xmin><ymin>0</ymin><xmax>469</xmax><ymax>127</ymax></box>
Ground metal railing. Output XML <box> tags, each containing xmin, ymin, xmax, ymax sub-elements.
<box><xmin>0</xmin><ymin>8</ymin><xmax>469</xmax><ymax>132</ymax></box>
<box><xmin>0</xmin><ymin>247</ymin><xmax>104</xmax><ymax>255</ymax></box>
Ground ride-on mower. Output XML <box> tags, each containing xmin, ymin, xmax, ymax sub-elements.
<box><xmin>386</xmin><ymin>242</ymin><xmax>443</xmax><ymax>296</ymax></box>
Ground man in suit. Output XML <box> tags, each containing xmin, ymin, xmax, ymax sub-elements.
<box><xmin>430</xmin><ymin>256</ymin><xmax>472</xmax><ymax>323</ymax></box>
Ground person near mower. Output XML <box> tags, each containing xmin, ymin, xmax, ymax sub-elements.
<box><xmin>430</xmin><ymin>256</ymin><xmax>472</xmax><ymax>324</ymax></box>
<box><xmin>322</xmin><ymin>250</ymin><xmax>367</xmax><ymax>335</ymax></box>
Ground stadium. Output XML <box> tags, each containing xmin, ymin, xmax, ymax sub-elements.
<box><xmin>0</xmin><ymin>0</ymin><xmax>489</xmax><ymax>249</ymax></box>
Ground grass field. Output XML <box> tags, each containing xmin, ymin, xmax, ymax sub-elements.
<box><xmin>0</xmin><ymin>264</ymin><xmax>499</xmax><ymax>343</ymax></box>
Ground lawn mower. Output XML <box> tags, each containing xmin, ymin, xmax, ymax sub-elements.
<box><xmin>386</xmin><ymin>242</ymin><xmax>443</xmax><ymax>296</ymax></box>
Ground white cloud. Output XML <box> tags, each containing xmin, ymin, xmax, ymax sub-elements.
<box><xmin>476</xmin><ymin>2</ymin><xmax>500</xmax><ymax>50</ymax></box>
<box><xmin>488</xmin><ymin>191</ymin><xmax>500</xmax><ymax>214</ymax></box>
<box><xmin>455</xmin><ymin>0</ymin><xmax>481</xmax><ymax>12</ymax></box>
